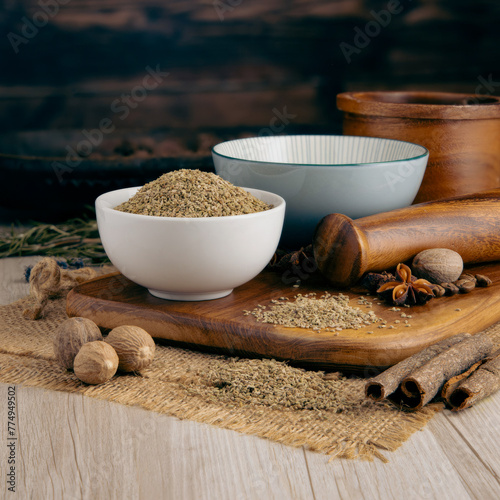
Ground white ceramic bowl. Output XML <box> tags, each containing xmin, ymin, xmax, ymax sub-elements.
<box><xmin>96</xmin><ymin>186</ymin><xmax>285</xmax><ymax>301</ymax></box>
<box><xmin>212</xmin><ymin>135</ymin><xmax>429</xmax><ymax>248</ymax></box>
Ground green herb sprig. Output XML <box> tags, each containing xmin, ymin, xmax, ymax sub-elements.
<box><xmin>0</xmin><ymin>218</ymin><xmax>108</xmax><ymax>263</ymax></box>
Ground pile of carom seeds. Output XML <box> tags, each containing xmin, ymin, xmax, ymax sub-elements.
<box><xmin>245</xmin><ymin>292</ymin><xmax>382</xmax><ymax>332</ymax></box>
<box><xmin>115</xmin><ymin>169</ymin><xmax>271</xmax><ymax>217</ymax></box>
<box><xmin>193</xmin><ymin>357</ymin><xmax>354</xmax><ymax>412</ymax></box>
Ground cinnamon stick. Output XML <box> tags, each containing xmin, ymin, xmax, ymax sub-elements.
<box><xmin>365</xmin><ymin>333</ymin><xmax>471</xmax><ymax>401</ymax></box>
<box><xmin>447</xmin><ymin>349</ymin><xmax>500</xmax><ymax>411</ymax></box>
<box><xmin>440</xmin><ymin>360</ymin><xmax>485</xmax><ymax>401</ymax></box>
<box><xmin>401</xmin><ymin>334</ymin><xmax>493</xmax><ymax>410</ymax></box>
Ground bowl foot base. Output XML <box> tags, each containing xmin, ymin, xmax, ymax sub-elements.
<box><xmin>148</xmin><ymin>288</ymin><xmax>233</xmax><ymax>301</ymax></box>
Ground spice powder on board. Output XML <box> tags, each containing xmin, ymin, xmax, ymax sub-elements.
<box><xmin>245</xmin><ymin>293</ymin><xmax>383</xmax><ymax>332</ymax></box>
<box><xmin>115</xmin><ymin>169</ymin><xmax>271</xmax><ymax>217</ymax></box>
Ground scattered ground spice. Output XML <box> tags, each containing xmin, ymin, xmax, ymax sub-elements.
<box><xmin>244</xmin><ymin>292</ymin><xmax>382</xmax><ymax>332</ymax></box>
<box><xmin>115</xmin><ymin>169</ymin><xmax>271</xmax><ymax>217</ymax></box>
<box><xmin>194</xmin><ymin>357</ymin><xmax>359</xmax><ymax>412</ymax></box>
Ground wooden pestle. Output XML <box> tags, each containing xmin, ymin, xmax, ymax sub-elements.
<box><xmin>313</xmin><ymin>189</ymin><xmax>500</xmax><ymax>287</ymax></box>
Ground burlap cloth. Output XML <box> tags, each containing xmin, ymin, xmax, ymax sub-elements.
<box><xmin>1</xmin><ymin>292</ymin><xmax>500</xmax><ymax>462</ymax></box>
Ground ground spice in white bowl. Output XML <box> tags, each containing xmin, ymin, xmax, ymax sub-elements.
<box><xmin>115</xmin><ymin>169</ymin><xmax>271</xmax><ymax>217</ymax></box>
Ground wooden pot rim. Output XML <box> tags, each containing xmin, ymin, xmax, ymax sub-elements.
<box><xmin>337</xmin><ymin>91</ymin><xmax>500</xmax><ymax>120</ymax></box>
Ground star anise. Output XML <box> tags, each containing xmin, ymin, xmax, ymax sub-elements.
<box><xmin>377</xmin><ymin>263</ymin><xmax>434</xmax><ymax>306</ymax></box>
<box><xmin>361</xmin><ymin>271</ymin><xmax>396</xmax><ymax>293</ymax></box>
<box><xmin>267</xmin><ymin>245</ymin><xmax>315</xmax><ymax>273</ymax></box>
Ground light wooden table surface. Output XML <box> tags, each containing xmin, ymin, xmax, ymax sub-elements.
<box><xmin>1</xmin><ymin>256</ymin><xmax>500</xmax><ymax>500</ymax></box>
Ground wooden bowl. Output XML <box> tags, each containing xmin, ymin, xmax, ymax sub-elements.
<box><xmin>337</xmin><ymin>91</ymin><xmax>500</xmax><ymax>203</ymax></box>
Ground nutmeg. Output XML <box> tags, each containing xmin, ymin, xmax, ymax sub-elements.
<box><xmin>412</xmin><ymin>249</ymin><xmax>463</xmax><ymax>285</ymax></box>
<box><xmin>104</xmin><ymin>325</ymin><xmax>155</xmax><ymax>372</ymax></box>
<box><xmin>73</xmin><ymin>341</ymin><xmax>119</xmax><ymax>385</ymax></box>
<box><xmin>53</xmin><ymin>317</ymin><xmax>103</xmax><ymax>369</ymax></box>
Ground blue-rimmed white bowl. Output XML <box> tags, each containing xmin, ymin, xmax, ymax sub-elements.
<box><xmin>212</xmin><ymin>135</ymin><xmax>429</xmax><ymax>248</ymax></box>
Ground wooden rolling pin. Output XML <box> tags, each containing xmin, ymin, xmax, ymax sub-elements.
<box><xmin>313</xmin><ymin>189</ymin><xmax>500</xmax><ymax>287</ymax></box>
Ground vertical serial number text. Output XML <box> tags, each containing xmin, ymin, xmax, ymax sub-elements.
<box><xmin>6</xmin><ymin>386</ymin><xmax>17</xmax><ymax>493</ymax></box>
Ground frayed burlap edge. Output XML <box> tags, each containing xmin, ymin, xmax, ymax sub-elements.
<box><xmin>0</xmin><ymin>351</ymin><xmax>441</xmax><ymax>463</ymax></box>
<box><xmin>3</xmin><ymin>294</ymin><xmax>496</xmax><ymax>462</ymax></box>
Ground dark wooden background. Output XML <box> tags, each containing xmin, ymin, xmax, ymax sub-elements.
<box><xmin>1</xmin><ymin>0</ymin><xmax>500</xmax><ymax>134</ymax></box>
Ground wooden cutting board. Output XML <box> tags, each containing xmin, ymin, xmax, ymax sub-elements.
<box><xmin>66</xmin><ymin>264</ymin><xmax>500</xmax><ymax>373</ymax></box>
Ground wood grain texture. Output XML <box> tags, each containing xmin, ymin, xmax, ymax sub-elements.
<box><xmin>337</xmin><ymin>91</ymin><xmax>500</xmax><ymax>120</ymax></box>
<box><xmin>337</xmin><ymin>91</ymin><xmax>500</xmax><ymax>203</ymax></box>
<box><xmin>3</xmin><ymin>257</ymin><xmax>500</xmax><ymax>499</ymax></box>
<box><xmin>67</xmin><ymin>263</ymin><xmax>500</xmax><ymax>372</ymax></box>
<box><xmin>4</xmin><ymin>383</ymin><xmax>500</xmax><ymax>500</ymax></box>
<box><xmin>314</xmin><ymin>189</ymin><xmax>500</xmax><ymax>287</ymax></box>
<box><xmin>3</xmin><ymin>1</ymin><xmax>500</xmax><ymax>138</ymax></box>
<box><xmin>440</xmin><ymin>393</ymin><xmax>500</xmax><ymax>483</ymax></box>
<box><xmin>0</xmin><ymin>384</ymin><xmax>313</xmax><ymax>500</ymax></box>
<box><xmin>305</xmin><ymin>428</ymin><xmax>475</xmax><ymax>500</ymax></box>
<box><xmin>425</xmin><ymin>396</ymin><xmax>500</xmax><ymax>499</ymax></box>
